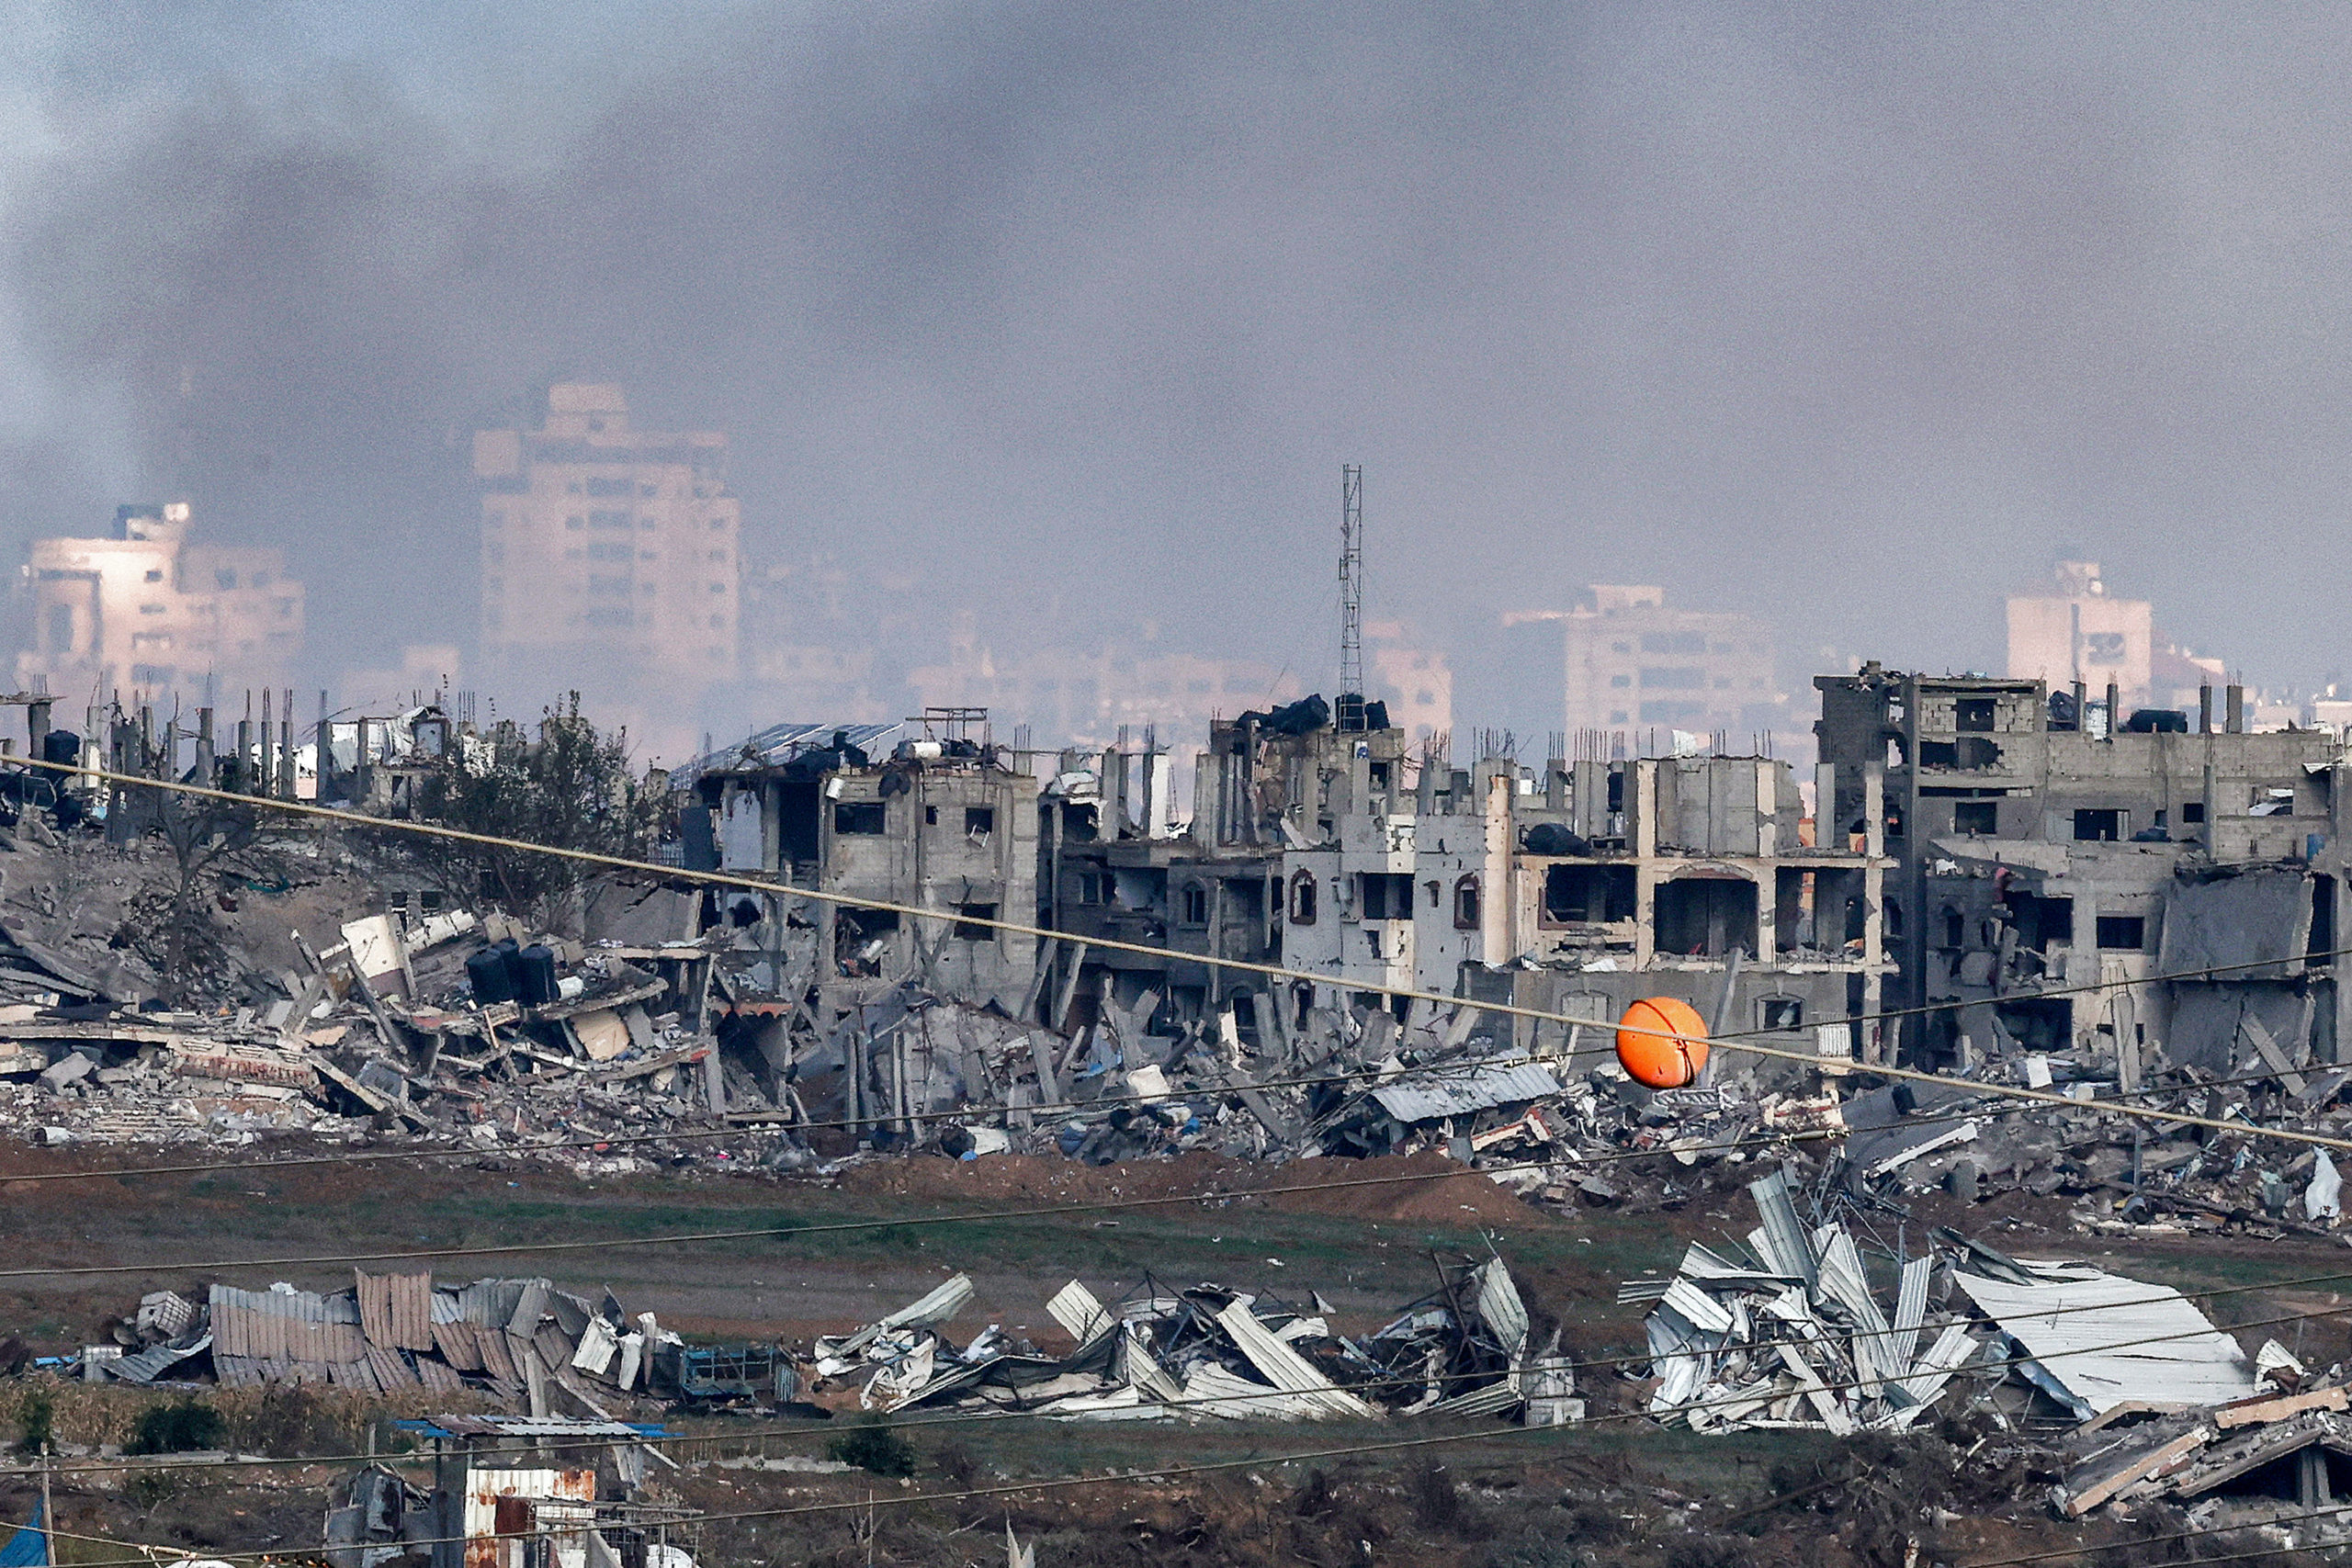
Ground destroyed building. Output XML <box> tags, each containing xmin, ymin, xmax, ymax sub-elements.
<box><xmin>684</xmin><ymin>712</ymin><xmax>1039</xmax><ymax>1010</ymax></box>
<box><xmin>1036</xmin><ymin>725</ymin><xmax>1278</xmax><ymax>1034</ymax></box>
<box><xmin>1816</xmin><ymin>664</ymin><xmax>2352</xmax><ymax>1070</ymax></box>
<box><xmin>1038</xmin><ymin>692</ymin><xmax>1892</xmax><ymax>1077</ymax></box>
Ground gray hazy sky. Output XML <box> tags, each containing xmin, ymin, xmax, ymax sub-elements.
<box><xmin>5</xmin><ymin>2</ymin><xmax>2351</xmax><ymax>714</ymax></box>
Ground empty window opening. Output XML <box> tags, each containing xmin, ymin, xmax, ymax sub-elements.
<box><xmin>1544</xmin><ymin>863</ymin><xmax>1635</xmax><ymax>924</ymax></box>
<box><xmin>1955</xmin><ymin>697</ymin><xmax>1996</xmax><ymax>732</ymax></box>
<box><xmin>2074</xmin><ymin>808</ymin><xmax>2124</xmax><ymax>842</ymax></box>
<box><xmin>1920</xmin><ymin>737</ymin><xmax>2002</xmax><ymax>770</ymax></box>
<box><xmin>952</xmin><ymin>902</ymin><xmax>998</xmax><ymax>941</ymax></box>
<box><xmin>1655</xmin><ymin>877</ymin><xmax>1759</xmax><ymax>958</ymax></box>
<box><xmin>1453</xmin><ymin>876</ymin><xmax>1481</xmax><ymax>931</ymax></box>
<box><xmin>2182</xmin><ymin>801</ymin><xmax>2207</xmax><ymax>824</ymax></box>
<box><xmin>1760</xmin><ymin>998</ymin><xmax>1804</xmax><ymax>1031</ymax></box>
<box><xmin>1954</xmin><ymin>800</ymin><xmax>1997</xmax><ymax>835</ymax></box>
<box><xmin>1289</xmin><ymin>871</ymin><xmax>1317</xmax><ymax>925</ymax></box>
<box><xmin>1357</xmin><ymin>872</ymin><xmax>1415</xmax><ymax>920</ymax></box>
<box><xmin>965</xmin><ymin>807</ymin><xmax>995</xmax><ymax>838</ymax></box>
<box><xmin>1996</xmin><ymin>997</ymin><xmax>2073</xmax><ymax>1054</ymax></box>
<box><xmin>833</xmin><ymin>800</ymin><xmax>887</xmax><ymax>835</ymax></box>
<box><xmin>923</xmin><ymin>805</ymin><xmax>938</xmax><ymax>825</ymax></box>
<box><xmin>1941</xmin><ymin>906</ymin><xmax>1965</xmax><ymax>949</ymax></box>
<box><xmin>1182</xmin><ymin>885</ymin><xmax>1209</xmax><ymax>925</ymax></box>
<box><xmin>2095</xmin><ymin>915</ymin><xmax>2147</xmax><ymax>951</ymax></box>
<box><xmin>2009</xmin><ymin>893</ymin><xmax>2074</xmax><ymax>951</ymax></box>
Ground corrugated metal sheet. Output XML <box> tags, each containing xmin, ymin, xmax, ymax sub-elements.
<box><xmin>210</xmin><ymin>1285</ymin><xmax>364</xmax><ymax>1364</ymax></box>
<box><xmin>506</xmin><ymin>1281</ymin><xmax>550</xmax><ymax>1337</ymax></box>
<box><xmin>1369</xmin><ymin>1060</ymin><xmax>1560</xmax><ymax>1123</ymax></box>
<box><xmin>461</xmin><ymin>1466</ymin><xmax>597</xmax><ymax>1568</ymax></box>
<box><xmin>1423</xmin><ymin>1381</ymin><xmax>1523</xmax><ymax>1419</ymax></box>
<box><xmin>1746</xmin><ymin>1169</ymin><xmax>1818</xmax><ymax>1292</ymax></box>
<box><xmin>434</xmin><ymin>1320</ymin><xmax>487</xmax><ymax>1373</ymax></box>
<box><xmin>356</xmin><ymin>1270</ymin><xmax>436</xmax><ymax>1352</ymax></box>
<box><xmin>1213</xmin><ymin>1301</ymin><xmax>1378</xmax><ymax>1420</ymax></box>
<box><xmin>416</xmin><ymin>1358</ymin><xmax>469</xmax><ymax>1395</ymax></box>
<box><xmin>105</xmin><ymin>1335</ymin><xmax>211</xmax><ymax>1384</ymax></box>
<box><xmin>366</xmin><ymin>1344</ymin><xmax>421</xmax><ymax>1390</ymax></box>
<box><xmin>1954</xmin><ymin>1269</ymin><xmax>2259</xmax><ymax>1418</ymax></box>
<box><xmin>1469</xmin><ymin>1260</ymin><xmax>1529</xmax><ymax>1356</ymax></box>
<box><xmin>1178</xmin><ymin>1360</ymin><xmax>1323</xmax><ymax>1420</ymax></box>
<box><xmin>675</xmin><ymin>721</ymin><xmax>902</xmax><ymax>786</ymax></box>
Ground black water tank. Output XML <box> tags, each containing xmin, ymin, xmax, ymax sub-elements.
<box><xmin>40</xmin><ymin>731</ymin><xmax>78</xmax><ymax>768</ymax></box>
<box><xmin>466</xmin><ymin>942</ymin><xmax>520</xmax><ymax>1005</ymax></box>
<box><xmin>514</xmin><ymin>944</ymin><xmax>560</xmax><ymax>1007</ymax></box>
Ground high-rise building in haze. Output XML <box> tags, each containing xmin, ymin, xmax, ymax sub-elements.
<box><xmin>2006</xmin><ymin>560</ymin><xmax>2221</xmax><ymax>718</ymax></box>
<box><xmin>472</xmin><ymin>385</ymin><xmax>741</xmax><ymax>682</ymax></box>
<box><xmin>1507</xmin><ymin>585</ymin><xmax>1785</xmax><ymax>749</ymax></box>
<box><xmin>16</xmin><ymin>502</ymin><xmax>303</xmax><ymax>702</ymax></box>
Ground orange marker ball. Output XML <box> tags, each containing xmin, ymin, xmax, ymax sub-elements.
<box><xmin>1615</xmin><ymin>997</ymin><xmax>1709</xmax><ymax>1089</ymax></box>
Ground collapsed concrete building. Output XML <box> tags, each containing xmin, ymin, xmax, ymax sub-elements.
<box><xmin>1816</xmin><ymin>664</ymin><xmax>2352</xmax><ymax>1072</ymax></box>
<box><xmin>683</xmin><ymin>713</ymin><xmax>1040</xmax><ymax>1012</ymax></box>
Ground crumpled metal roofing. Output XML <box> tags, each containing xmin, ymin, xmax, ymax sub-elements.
<box><xmin>1369</xmin><ymin>1059</ymin><xmax>1561</xmax><ymax>1124</ymax></box>
<box><xmin>674</xmin><ymin>721</ymin><xmax>902</xmax><ymax>785</ymax></box>
<box><xmin>1953</xmin><ymin>1269</ymin><xmax>2260</xmax><ymax>1418</ymax></box>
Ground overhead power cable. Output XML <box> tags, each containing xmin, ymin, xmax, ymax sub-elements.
<box><xmin>10</xmin><ymin>754</ymin><xmax>2352</xmax><ymax>1166</ymax></box>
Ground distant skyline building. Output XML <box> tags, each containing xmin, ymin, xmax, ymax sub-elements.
<box><xmin>472</xmin><ymin>384</ymin><xmax>741</xmax><ymax>685</ymax></box>
<box><xmin>15</xmin><ymin>501</ymin><xmax>303</xmax><ymax>703</ymax></box>
<box><xmin>906</xmin><ymin>616</ymin><xmax>1300</xmax><ymax>751</ymax></box>
<box><xmin>2006</xmin><ymin>560</ymin><xmax>2222</xmax><ymax>718</ymax></box>
<box><xmin>1364</xmin><ymin>619</ymin><xmax>1452</xmax><ymax>745</ymax></box>
<box><xmin>1507</xmin><ymin>584</ymin><xmax>1786</xmax><ymax>750</ymax></box>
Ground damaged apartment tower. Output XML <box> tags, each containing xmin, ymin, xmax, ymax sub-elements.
<box><xmin>1817</xmin><ymin>666</ymin><xmax>2352</xmax><ymax>1074</ymax></box>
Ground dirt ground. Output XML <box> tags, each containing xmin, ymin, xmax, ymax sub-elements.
<box><xmin>0</xmin><ymin>1139</ymin><xmax>2346</xmax><ymax>1565</ymax></box>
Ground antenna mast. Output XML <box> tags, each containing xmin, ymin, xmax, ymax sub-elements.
<box><xmin>1338</xmin><ymin>463</ymin><xmax>1364</xmax><ymax>732</ymax></box>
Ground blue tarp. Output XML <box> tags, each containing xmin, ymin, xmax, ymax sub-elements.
<box><xmin>0</xmin><ymin>1497</ymin><xmax>49</xmax><ymax>1566</ymax></box>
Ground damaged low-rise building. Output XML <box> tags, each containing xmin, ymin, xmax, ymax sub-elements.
<box><xmin>1816</xmin><ymin>663</ymin><xmax>2352</xmax><ymax>1072</ymax></box>
<box><xmin>682</xmin><ymin>711</ymin><xmax>1039</xmax><ymax>1011</ymax></box>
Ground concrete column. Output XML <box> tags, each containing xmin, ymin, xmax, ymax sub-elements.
<box><xmin>1633</xmin><ymin>759</ymin><xmax>1657</xmax><ymax>972</ymax></box>
<box><xmin>2199</xmin><ymin>683</ymin><xmax>2215</xmax><ymax>734</ymax></box>
<box><xmin>1815</xmin><ymin>761</ymin><xmax>1838</xmax><ymax>850</ymax></box>
<box><xmin>26</xmin><ymin>701</ymin><xmax>50</xmax><ymax>761</ymax></box>
<box><xmin>2105</xmin><ymin>682</ymin><xmax>2120</xmax><ymax>738</ymax></box>
<box><xmin>1483</xmin><ymin>771</ymin><xmax>1511</xmax><ymax>965</ymax></box>
<box><xmin>195</xmin><ymin>708</ymin><xmax>214</xmax><ymax>786</ymax></box>
<box><xmin>2226</xmin><ymin>684</ymin><xmax>2245</xmax><ymax>734</ymax></box>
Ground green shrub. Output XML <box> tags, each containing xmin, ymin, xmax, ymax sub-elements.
<box><xmin>827</xmin><ymin>1424</ymin><xmax>917</xmax><ymax>1478</ymax></box>
<box><xmin>125</xmin><ymin>1399</ymin><xmax>223</xmax><ymax>1456</ymax></box>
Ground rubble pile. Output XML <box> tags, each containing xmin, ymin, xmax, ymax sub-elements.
<box><xmin>802</xmin><ymin>1256</ymin><xmax>1573</xmax><ymax>1426</ymax></box>
<box><xmin>55</xmin><ymin>1255</ymin><xmax>1567</xmax><ymax>1430</ymax></box>
<box><xmin>1627</xmin><ymin>1167</ymin><xmax>2307</xmax><ymax>1442</ymax></box>
<box><xmin>74</xmin><ymin>1269</ymin><xmax>731</xmax><ymax>1415</ymax></box>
